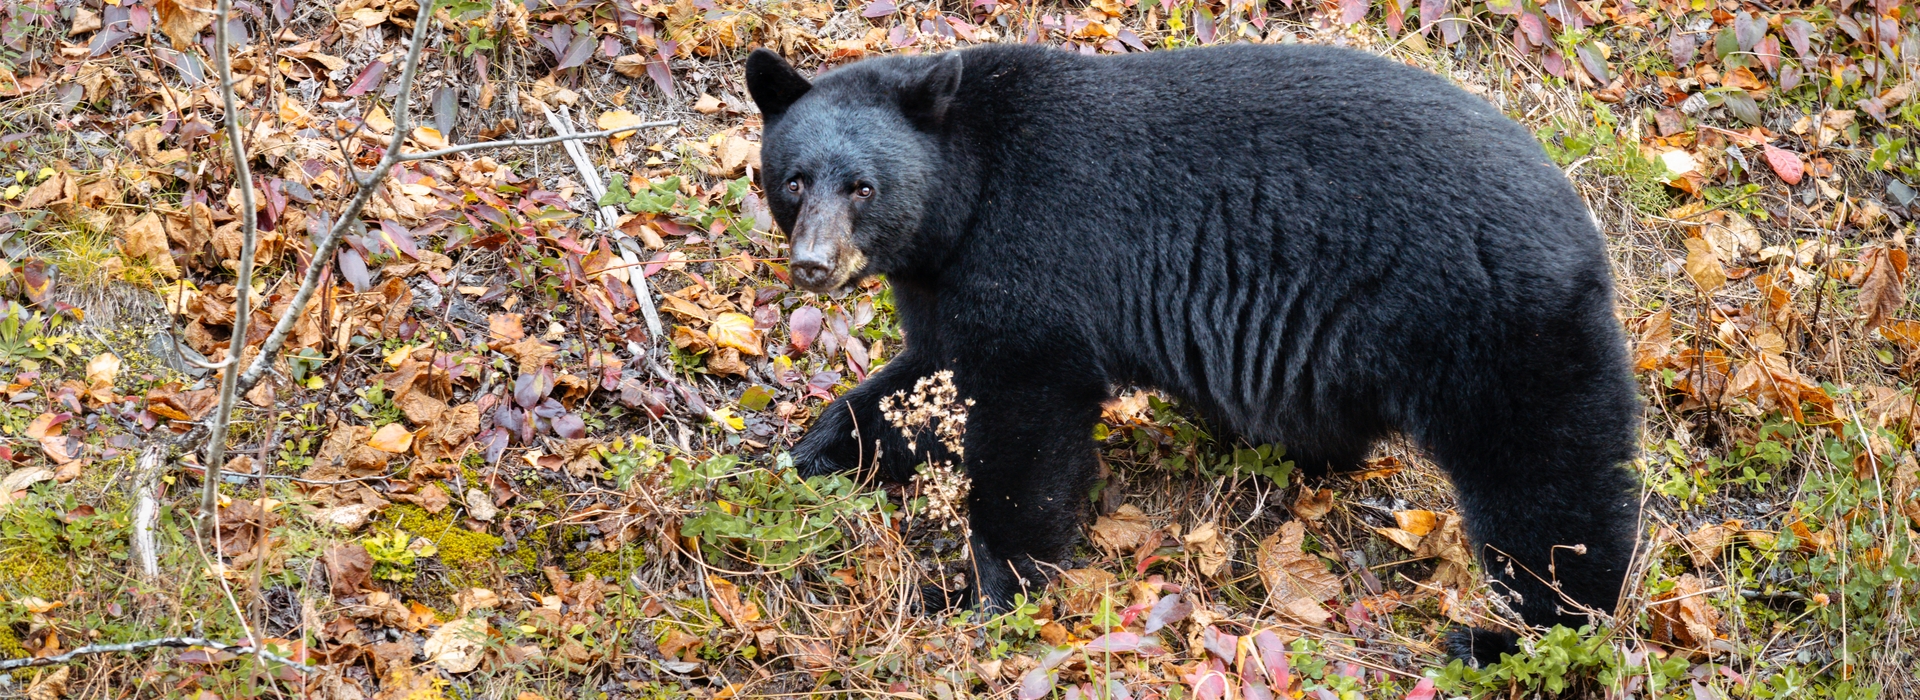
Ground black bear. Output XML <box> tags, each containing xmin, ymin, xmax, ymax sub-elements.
<box><xmin>746</xmin><ymin>42</ymin><xmax>1640</xmax><ymax>664</ymax></box>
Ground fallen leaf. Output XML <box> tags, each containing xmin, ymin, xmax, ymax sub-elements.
<box><xmin>710</xmin><ymin>312</ymin><xmax>764</xmax><ymax>355</ymax></box>
<box><xmin>1762</xmin><ymin>144</ymin><xmax>1804</xmax><ymax>185</ymax></box>
<box><xmin>1683</xmin><ymin>519</ymin><xmax>1743</xmax><ymax>568</ymax></box>
<box><xmin>707</xmin><ymin>575</ymin><xmax>761</xmax><ymax>630</ymax></box>
<box><xmin>597</xmin><ymin>109</ymin><xmax>646</xmax><ymax>151</ymax></box>
<box><xmin>1292</xmin><ymin>487</ymin><xmax>1334</xmax><ymax>520</ymax></box>
<box><xmin>367</xmin><ymin>423</ymin><xmax>415</xmax><ymax>453</ymax></box>
<box><xmin>1851</xmin><ymin>244</ymin><xmax>1909</xmax><ymax>331</ymax></box>
<box><xmin>1414</xmin><ymin>512</ymin><xmax>1476</xmax><ymax>589</ymax></box>
<box><xmin>323</xmin><ymin>542</ymin><xmax>373</xmax><ymax>599</ymax></box>
<box><xmin>0</xmin><ymin>467</ymin><xmax>54</xmax><ymax>508</ymax></box>
<box><xmin>1090</xmin><ymin>504</ymin><xmax>1154</xmax><ymax>555</ymax></box>
<box><xmin>1684</xmin><ymin>236</ymin><xmax>1726</xmax><ymax>294</ymax></box>
<box><xmin>153</xmin><ymin>0</ymin><xmax>215</xmax><ymax>47</ymax></box>
<box><xmin>454</xmin><ymin>588</ymin><xmax>501</xmax><ymax>615</ymax></box>
<box><xmin>26</xmin><ymin>665</ymin><xmax>69</xmax><ymax>700</ymax></box>
<box><xmin>85</xmin><ymin>353</ymin><xmax>120</xmax><ymax>404</ymax></box>
<box><xmin>1257</xmin><ymin>521</ymin><xmax>1340</xmax><ymax>622</ymax></box>
<box><xmin>424</xmin><ymin>617</ymin><xmax>489</xmax><ymax>673</ymax></box>
<box><xmin>1394</xmin><ymin>509</ymin><xmax>1438</xmax><ymax>536</ymax></box>
<box><xmin>1183</xmin><ymin>521</ymin><xmax>1230</xmax><ymax>578</ymax></box>
<box><xmin>1650</xmin><ymin>573</ymin><xmax>1723</xmax><ymax>658</ymax></box>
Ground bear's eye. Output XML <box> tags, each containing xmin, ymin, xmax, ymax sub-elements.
<box><xmin>786</xmin><ymin>178</ymin><xmax>803</xmax><ymax>194</ymax></box>
<box><xmin>854</xmin><ymin>184</ymin><xmax>875</xmax><ymax>199</ymax></box>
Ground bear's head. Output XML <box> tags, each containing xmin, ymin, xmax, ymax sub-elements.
<box><xmin>746</xmin><ymin>48</ymin><xmax>963</xmax><ymax>293</ymax></box>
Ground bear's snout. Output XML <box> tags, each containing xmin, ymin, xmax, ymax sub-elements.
<box><xmin>791</xmin><ymin>259</ymin><xmax>835</xmax><ymax>291</ymax></box>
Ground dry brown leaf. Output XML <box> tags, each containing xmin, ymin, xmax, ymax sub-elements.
<box><xmin>1257</xmin><ymin>521</ymin><xmax>1341</xmax><ymax>617</ymax></box>
<box><xmin>1182</xmin><ymin>521</ymin><xmax>1230</xmax><ymax>578</ymax></box>
<box><xmin>1375</xmin><ymin>527</ymin><xmax>1424</xmax><ymax>551</ymax></box>
<box><xmin>1851</xmin><ymin>244</ymin><xmax>1909</xmax><ymax>331</ymax></box>
<box><xmin>706</xmin><ymin>575</ymin><xmax>761</xmax><ymax>630</ymax></box>
<box><xmin>26</xmin><ymin>665</ymin><xmax>69</xmax><ymax>700</ymax></box>
<box><xmin>153</xmin><ymin>0</ymin><xmax>214</xmax><ymax>47</ymax></box>
<box><xmin>324</xmin><ymin>542</ymin><xmax>373</xmax><ymax>599</ymax></box>
<box><xmin>121</xmin><ymin>212</ymin><xmax>179</xmax><ymax>277</ymax></box>
<box><xmin>1090</xmin><ymin>503</ymin><xmax>1154</xmax><ymax>555</ymax></box>
<box><xmin>454</xmin><ymin>587</ymin><xmax>501</xmax><ymax>616</ymax></box>
<box><xmin>1684</xmin><ymin>236</ymin><xmax>1726</xmax><ymax>294</ymax></box>
<box><xmin>1650</xmin><ymin>573</ymin><xmax>1723</xmax><ymax>658</ymax></box>
<box><xmin>1633</xmin><ymin>309</ymin><xmax>1673</xmax><ymax>371</ymax></box>
<box><xmin>1055</xmin><ymin>568</ymin><xmax>1119</xmax><ymax>617</ymax></box>
<box><xmin>500</xmin><ymin>337</ymin><xmax>559</xmax><ymax>373</ymax></box>
<box><xmin>1292</xmin><ymin>487</ymin><xmax>1334</xmax><ymax>521</ymax></box>
<box><xmin>1682</xmin><ymin>519</ymin><xmax>1743</xmax><ymax>568</ymax></box>
<box><xmin>425</xmin><ymin>617</ymin><xmax>489</xmax><ymax>674</ymax></box>
<box><xmin>1415</xmin><ymin>512</ymin><xmax>1477</xmax><ymax>589</ymax></box>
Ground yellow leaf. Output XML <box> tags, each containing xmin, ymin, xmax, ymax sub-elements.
<box><xmin>709</xmin><ymin>312</ymin><xmax>763</xmax><ymax>356</ymax></box>
<box><xmin>598</xmin><ymin>109</ymin><xmax>646</xmax><ymax>151</ymax></box>
<box><xmin>367</xmin><ymin>423</ymin><xmax>415</xmax><ymax>453</ymax></box>
<box><xmin>412</xmin><ymin>126</ymin><xmax>448</xmax><ymax>150</ymax></box>
<box><xmin>1684</xmin><ymin>236</ymin><xmax>1726</xmax><ymax>294</ymax></box>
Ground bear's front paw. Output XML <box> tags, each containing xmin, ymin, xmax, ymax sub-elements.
<box><xmin>916</xmin><ymin>584</ymin><xmax>970</xmax><ymax>615</ymax></box>
<box><xmin>1444</xmin><ymin>626</ymin><xmax>1520</xmax><ymax>668</ymax></box>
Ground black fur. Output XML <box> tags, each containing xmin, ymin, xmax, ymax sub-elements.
<box><xmin>747</xmin><ymin>43</ymin><xmax>1642</xmax><ymax>666</ymax></box>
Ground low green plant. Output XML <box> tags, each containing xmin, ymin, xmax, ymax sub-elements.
<box><xmin>0</xmin><ymin>301</ymin><xmax>79</xmax><ymax>366</ymax></box>
<box><xmin>677</xmin><ymin>454</ymin><xmax>893</xmax><ymax>572</ymax></box>
<box><xmin>362</xmin><ymin>531</ymin><xmax>429</xmax><ymax>583</ymax></box>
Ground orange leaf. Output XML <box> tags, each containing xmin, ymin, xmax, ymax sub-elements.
<box><xmin>367</xmin><ymin>423</ymin><xmax>415</xmax><ymax>453</ymax></box>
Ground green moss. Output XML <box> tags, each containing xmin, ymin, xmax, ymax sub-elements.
<box><xmin>0</xmin><ymin>547</ymin><xmax>69</xmax><ymax>599</ymax></box>
<box><xmin>388</xmin><ymin>504</ymin><xmax>505</xmax><ymax>570</ymax></box>
<box><xmin>575</xmin><ymin>546</ymin><xmax>645</xmax><ymax>582</ymax></box>
<box><xmin>0</xmin><ymin>624</ymin><xmax>23</xmax><ymax>658</ymax></box>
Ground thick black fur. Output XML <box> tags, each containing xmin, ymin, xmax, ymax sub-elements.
<box><xmin>746</xmin><ymin>43</ymin><xmax>1642</xmax><ymax>666</ymax></box>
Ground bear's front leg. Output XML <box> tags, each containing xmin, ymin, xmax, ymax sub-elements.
<box><xmin>941</xmin><ymin>364</ymin><xmax>1109</xmax><ymax>614</ymax></box>
<box><xmin>791</xmin><ymin>348</ymin><xmax>943</xmax><ymax>481</ymax></box>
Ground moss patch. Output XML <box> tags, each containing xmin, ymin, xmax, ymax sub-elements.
<box><xmin>388</xmin><ymin>504</ymin><xmax>506</xmax><ymax>571</ymax></box>
<box><xmin>0</xmin><ymin>547</ymin><xmax>70</xmax><ymax>600</ymax></box>
<box><xmin>0</xmin><ymin>623</ymin><xmax>24</xmax><ymax>658</ymax></box>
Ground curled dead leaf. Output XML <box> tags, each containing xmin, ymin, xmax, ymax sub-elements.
<box><xmin>1256</xmin><ymin>521</ymin><xmax>1340</xmax><ymax>624</ymax></box>
<box><xmin>1090</xmin><ymin>503</ymin><xmax>1154</xmax><ymax>555</ymax></box>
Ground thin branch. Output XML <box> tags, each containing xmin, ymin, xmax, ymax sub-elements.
<box><xmin>0</xmin><ymin>637</ymin><xmax>311</xmax><ymax>673</ymax></box>
<box><xmin>197</xmin><ymin>0</ymin><xmax>261</xmax><ymax>536</ymax></box>
<box><xmin>395</xmin><ymin>122</ymin><xmax>676</xmax><ymax>162</ymax></box>
<box><xmin>231</xmin><ymin>0</ymin><xmax>437</xmax><ymax>393</ymax></box>
<box><xmin>231</xmin><ymin>0</ymin><xmax>672</xmax><ymax>395</ymax></box>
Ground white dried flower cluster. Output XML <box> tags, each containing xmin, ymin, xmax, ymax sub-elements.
<box><xmin>880</xmin><ymin>370</ymin><xmax>974</xmax><ymax>532</ymax></box>
<box><xmin>912</xmin><ymin>460</ymin><xmax>971</xmax><ymax>531</ymax></box>
<box><xmin>878</xmin><ymin>371</ymin><xmax>972</xmax><ymax>458</ymax></box>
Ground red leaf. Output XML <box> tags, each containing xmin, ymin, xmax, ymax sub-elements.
<box><xmin>1518</xmin><ymin>12</ymin><xmax>1546</xmax><ymax>44</ymax></box>
<box><xmin>1763</xmin><ymin>144</ymin><xmax>1805</xmax><ymax>185</ymax></box>
<box><xmin>337</xmin><ymin>248</ymin><xmax>372</xmax><ymax>292</ymax></box>
<box><xmin>647</xmin><ymin>40</ymin><xmax>676</xmax><ymax>97</ymax></box>
<box><xmin>1337</xmin><ymin>0</ymin><xmax>1366</xmax><ymax>25</ymax></box>
<box><xmin>345</xmin><ymin>60</ymin><xmax>387</xmax><ymax>97</ymax></box>
<box><xmin>863</xmin><ymin>0</ymin><xmax>897</xmax><ymax>17</ymax></box>
<box><xmin>1396</xmin><ymin>678</ymin><xmax>1436</xmax><ymax>700</ymax></box>
<box><xmin>789</xmin><ymin>306</ymin><xmax>823</xmax><ymax>353</ymax></box>
<box><xmin>1784</xmin><ymin>19</ymin><xmax>1814</xmax><ymax>57</ymax></box>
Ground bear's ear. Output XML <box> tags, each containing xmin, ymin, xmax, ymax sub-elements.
<box><xmin>746</xmin><ymin>48</ymin><xmax>812</xmax><ymax>123</ymax></box>
<box><xmin>899</xmin><ymin>51</ymin><xmax>963</xmax><ymax>129</ymax></box>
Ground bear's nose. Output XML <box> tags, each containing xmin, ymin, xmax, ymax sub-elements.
<box><xmin>791</xmin><ymin>260</ymin><xmax>833</xmax><ymax>290</ymax></box>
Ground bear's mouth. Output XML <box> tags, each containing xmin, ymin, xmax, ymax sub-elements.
<box><xmin>796</xmin><ymin>246</ymin><xmax>867</xmax><ymax>293</ymax></box>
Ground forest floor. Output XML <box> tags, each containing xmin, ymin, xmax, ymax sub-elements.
<box><xmin>0</xmin><ymin>0</ymin><xmax>1917</xmax><ymax>698</ymax></box>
